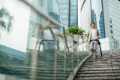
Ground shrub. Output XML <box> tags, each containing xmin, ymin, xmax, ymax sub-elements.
<box><xmin>68</xmin><ymin>24</ymin><xmax>85</xmax><ymax>34</ymax></box>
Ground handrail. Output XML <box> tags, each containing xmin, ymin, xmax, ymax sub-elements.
<box><xmin>20</xmin><ymin>0</ymin><xmax>64</xmax><ymax>27</ymax></box>
<box><xmin>20</xmin><ymin>1</ymin><xmax>89</xmax><ymax>80</ymax></box>
<box><xmin>1</xmin><ymin>1</ymin><xmax>120</xmax><ymax>80</ymax></box>
<box><xmin>20</xmin><ymin>0</ymin><xmax>69</xmax><ymax>54</ymax></box>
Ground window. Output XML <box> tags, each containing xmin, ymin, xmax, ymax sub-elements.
<box><xmin>111</xmin><ymin>30</ymin><xmax>113</xmax><ymax>33</ymax></box>
<box><xmin>71</xmin><ymin>6</ymin><xmax>77</xmax><ymax>9</ymax></box>
<box><xmin>71</xmin><ymin>10</ymin><xmax>77</xmax><ymax>14</ymax></box>
<box><xmin>60</xmin><ymin>9</ymin><xmax>68</xmax><ymax>13</ymax></box>
<box><xmin>110</xmin><ymin>25</ymin><xmax>113</xmax><ymax>28</ymax></box>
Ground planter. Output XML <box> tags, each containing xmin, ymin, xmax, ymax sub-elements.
<box><xmin>73</xmin><ymin>34</ymin><xmax>79</xmax><ymax>44</ymax></box>
<box><xmin>73</xmin><ymin>34</ymin><xmax>84</xmax><ymax>44</ymax></box>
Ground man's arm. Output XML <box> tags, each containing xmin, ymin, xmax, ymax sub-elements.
<box><xmin>97</xmin><ymin>29</ymin><xmax>100</xmax><ymax>39</ymax></box>
<box><xmin>58</xmin><ymin>33</ymin><xmax>64</xmax><ymax>36</ymax></box>
<box><xmin>86</xmin><ymin>30</ymin><xmax>89</xmax><ymax>42</ymax></box>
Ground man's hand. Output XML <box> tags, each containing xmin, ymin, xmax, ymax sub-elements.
<box><xmin>98</xmin><ymin>36</ymin><xmax>100</xmax><ymax>39</ymax></box>
<box><xmin>86</xmin><ymin>40</ymin><xmax>88</xmax><ymax>42</ymax></box>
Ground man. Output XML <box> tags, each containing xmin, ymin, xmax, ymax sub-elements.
<box><xmin>86</xmin><ymin>22</ymin><xmax>100</xmax><ymax>61</ymax></box>
<box><xmin>39</xmin><ymin>24</ymin><xmax>60</xmax><ymax>60</ymax></box>
<box><xmin>36</xmin><ymin>24</ymin><xmax>61</xmax><ymax>78</ymax></box>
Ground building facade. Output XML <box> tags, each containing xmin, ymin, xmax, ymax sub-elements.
<box><xmin>80</xmin><ymin>0</ymin><xmax>120</xmax><ymax>44</ymax></box>
<box><xmin>26</xmin><ymin>0</ymin><xmax>78</xmax><ymax>49</ymax></box>
<box><xmin>107</xmin><ymin>0</ymin><xmax>120</xmax><ymax>44</ymax></box>
<box><xmin>91</xmin><ymin>0</ymin><xmax>105</xmax><ymax>39</ymax></box>
<box><xmin>80</xmin><ymin>0</ymin><xmax>91</xmax><ymax>32</ymax></box>
<box><xmin>57</xmin><ymin>0</ymin><xmax>78</xmax><ymax>29</ymax></box>
<box><xmin>70</xmin><ymin>0</ymin><xmax>78</xmax><ymax>27</ymax></box>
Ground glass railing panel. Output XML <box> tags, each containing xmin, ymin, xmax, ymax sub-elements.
<box><xmin>38</xmin><ymin>24</ymin><xmax>69</xmax><ymax>80</ymax></box>
<box><xmin>73</xmin><ymin>34</ymin><xmax>79</xmax><ymax>70</ymax></box>
<box><xmin>65</xmin><ymin>33</ymin><xmax>73</xmax><ymax>79</ymax></box>
<box><xmin>0</xmin><ymin>0</ymin><xmax>100</xmax><ymax>80</ymax></box>
<box><xmin>0</xmin><ymin>0</ymin><xmax>43</xmax><ymax>79</ymax></box>
<box><xmin>77</xmin><ymin>35</ymin><xmax>86</xmax><ymax>64</ymax></box>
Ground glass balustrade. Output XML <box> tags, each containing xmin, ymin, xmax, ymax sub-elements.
<box><xmin>0</xmin><ymin>0</ymin><xmax>120</xmax><ymax>80</ymax></box>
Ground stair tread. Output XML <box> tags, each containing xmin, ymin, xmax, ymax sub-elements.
<box><xmin>74</xmin><ymin>52</ymin><xmax>120</xmax><ymax>80</ymax></box>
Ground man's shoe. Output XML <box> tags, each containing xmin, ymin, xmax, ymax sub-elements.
<box><xmin>94</xmin><ymin>59</ymin><xmax>96</xmax><ymax>61</ymax></box>
<box><xmin>45</xmin><ymin>59</ymin><xmax>50</xmax><ymax>61</ymax></box>
<box><xmin>96</xmin><ymin>55</ymin><xmax>97</xmax><ymax>58</ymax></box>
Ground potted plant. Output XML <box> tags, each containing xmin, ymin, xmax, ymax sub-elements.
<box><xmin>68</xmin><ymin>24</ymin><xmax>85</xmax><ymax>44</ymax></box>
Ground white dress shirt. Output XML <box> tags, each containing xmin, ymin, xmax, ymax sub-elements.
<box><xmin>43</xmin><ymin>29</ymin><xmax>59</xmax><ymax>40</ymax></box>
<box><xmin>91</xmin><ymin>29</ymin><xmax>98</xmax><ymax>40</ymax></box>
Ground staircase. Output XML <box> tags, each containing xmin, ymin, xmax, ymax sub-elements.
<box><xmin>74</xmin><ymin>49</ymin><xmax>120</xmax><ymax>80</ymax></box>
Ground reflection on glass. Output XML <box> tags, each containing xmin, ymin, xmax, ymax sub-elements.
<box><xmin>91</xmin><ymin>0</ymin><xmax>105</xmax><ymax>39</ymax></box>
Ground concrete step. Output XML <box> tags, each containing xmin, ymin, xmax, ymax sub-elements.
<box><xmin>74</xmin><ymin>52</ymin><xmax>120</xmax><ymax>80</ymax></box>
<box><xmin>77</xmin><ymin>71</ymin><xmax>120</xmax><ymax>74</ymax></box>
<box><xmin>76</xmin><ymin>74</ymin><xmax>120</xmax><ymax>77</ymax></box>
<box><xmin>74</xmin><ymin>76</ymin><xmax>119</xmax><ymax>80</ymax></box>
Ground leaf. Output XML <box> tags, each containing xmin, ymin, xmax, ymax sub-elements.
<box><xmin>68</xmin><ymin>25</ymin><xmax>86</xmax><ymax>34</ymax></box>
<box><xmin>1</xmin><ymin>21</ymin><xmax>6</xmax><ymax>29</ymax></box>
<box><xmin>0</xmin><ymin>8</ymin><xmax>14</xmax><ymax>33</ymax></box>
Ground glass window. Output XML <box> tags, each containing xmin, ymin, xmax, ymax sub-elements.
<box><xmin>61</xmin><ymin>14</ymin><xmax>68</xmax><ymax>18</ymax></box>
<box><xmin>58</xmin><ymin>0</ymin><xmax>69</xmax><ymax>2</ymax></box>
<box><xmin>62</xmin><ymin>19</ymin><xmax>68</xmax><ymax>24</ymax></box>
<box><xmin>71</xmin><ymin>0</ymin><xmax>77</xmax><ymax>3</ymax></box>
<box><xmin>70</xmin><ymin>20</ymin><xmax>77</xmax><ymax>24</ymax></box>
<box><xmin>110</xmin><ymin>15</ymin><xmax>120</xmax><ymax>24</ymax></box>
<box><xmin>70</xmin><ymin>16</ymin><xmax>77</xmax><ymax>19</ymax></box>
<box><xmin>60</xmin><ymin>9</ymin><xmax>68</xmax><ymax>13</ymax></box>
<box><xmin>110</xmin><ymin>24</ymin><xmax>120</xmax><ymax>32</ymax></box>
<box><xmin>108</xmin><ymin>0</ymin><xmax>120</xmax><ymax>7</ymax></box>
<box><xmin>71</xmin><ymin>10</ymin><xmax>77</xmax><ymax>14</ymax></box>
<box><xmin>109</xmin><ymin>12</ymin><xmax>120</xmax><ymax>21</ymax></box>
<box><xmin>112</xmin><ymin>35</ymin><xmax>120</xmax><ymax>43</ymax></box>
<box><xmin>111</xmin><ymin>30</ymin><xmax>113</xmax><ymax>33</ymax></box>
<box><xmin>110</xmin><ymin>25</ymin><xmax>113</xmax><ymax>28</ymax></box>
<box><xmin>110</xmin><ymin>19</ymin><xmax>120</xmax><ymax>29</ymax></box>
<box><xmin>59</xmin><ymin>4</ymin><xmax>69</xmax><ymax>8</ymax></box>
<box><xmin>71</xmin><ymin>6</ymin><xmax>77</xmax><ymax>9</ymax></box>
<box><xmin>112</xmin><ymin>30</ymin><xmax>120</xmax><ymax>37</ymax></box>
<box><xmin>109</xmin><ymin>7</ymin><xmax>120</xmax><ymax>15</ymax></box>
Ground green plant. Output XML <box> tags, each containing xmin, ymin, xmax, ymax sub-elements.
<box><xmin>68</xmin><ymin>24</ymin><xmax>85</xmax><ymax>34</ymax></box>
<box><xmin>0</xmin><ymin>8</ymin><xmax>14</xmax><ymax>33</ymax></box>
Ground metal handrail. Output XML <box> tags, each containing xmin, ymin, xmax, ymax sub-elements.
<box><xmin>20</xmin><ymin>0</ymin><xmax>69</xmax><ymax>54</ymax></box>
<box><xmin>19</xmin><ymin>1</ymin><xmax>90</xmax><ymax>80</ymax></box>
<box><xmin>20</xmin><ymin>0</ymin><xmax>64</xmax><ymax>27</ymax></box>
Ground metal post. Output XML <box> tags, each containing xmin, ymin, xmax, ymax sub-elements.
<box><xmin>81</xmin><ymin>35</ymin><xmax>83</xmax><ymax>60</ymax></box>
<box><xmin>85</xmin><ymin>35</ymin><xmax>87</xmax><ymax>57</ymax></box>
<box><xmin>64</xmin><ymin>53</ymin><xmax>66</xmax><ymax>80</ymax></box>
<box><xmin>54</xmin><ymin>32</ymin><xmax>58</xmax><ymax>80</ymax></box>
<box><xmin>30</xmin><ymin>25</ymin><xmax>42</xmax><ymax>80</ymax></box>
<box><xmin>72</xmin><ymin>34</ymin><xmax>74</xmax><ymax>74</ymax></box>
<box><xmin>77</xmin><ymin>35</ymin><xmax>79</xmax><ymax>67</ymax></box>
<box><xmin>86</xmin><ymin>42</ymin><xmax>88</xmax><ymax>57</ymax></box>
<box><xmin>30</xmin><ymin>49</ymin><xmax>39</xmax><ymax>80</ymax></box>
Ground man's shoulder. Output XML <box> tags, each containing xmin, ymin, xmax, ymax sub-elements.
<box><xmin>88</xmin><ymin>29</ymin><xmax>91</xmax><ymax>31</ymax></box>
<box><xmin>96</xmin><ymin>29</ymin><xmax>99</xmax><ymax>31</ymax></box>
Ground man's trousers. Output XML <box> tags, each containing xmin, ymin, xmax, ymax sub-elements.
<box><xmin>90</xmin><ymin>41</ymin><xmax>98</xmax><ymax>59</ymax></box>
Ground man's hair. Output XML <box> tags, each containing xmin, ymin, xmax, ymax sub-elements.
<box><xmin>90</xmin><ymin>22</ymin><xmax>95</xmax><ymax>26</ymax></box>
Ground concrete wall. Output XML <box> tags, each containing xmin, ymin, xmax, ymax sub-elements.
<box><xmin>102</xmin><ymin>0</ymin><xmax>111</xmax><ymax>38</ymax></box>
<box><xmin>80</xmin><ymin>0</ymin><xmax>91</xmax><ymax>34</ymax></box>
